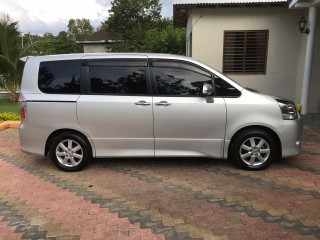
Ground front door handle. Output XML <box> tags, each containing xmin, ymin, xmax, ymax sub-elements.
<box><xmin>135</xmin><ymin>100</ymin><xmax>151</xmax><ymax>106</ymax></box>
<box><xmin>155</xmin><ymin>101</ymin><xmax>171</xmax><ymax>106</ymax></box>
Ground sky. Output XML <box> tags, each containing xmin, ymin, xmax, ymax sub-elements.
<box><xmin>0</xmin><ymin>0</ymin><xmax>173</xmax><ymax>35</ymax></box>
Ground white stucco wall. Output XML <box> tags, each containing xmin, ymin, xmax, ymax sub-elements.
<box><xmin>188</xmin><ymin>8</ymin><xmax>305</xmax><ymax>102</ymax></box>
<box><xmin>83</xmin><ymin>44</ymin><xmax>108</xmax><ymax>53</ymax></box>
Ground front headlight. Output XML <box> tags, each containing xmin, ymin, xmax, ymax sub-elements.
<box><xmin>276</xmin><ymin>99</ymin><xmax>298</xmax><ymax>120</ymax></box>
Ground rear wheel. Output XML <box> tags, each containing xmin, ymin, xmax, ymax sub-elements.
<box><xmin>230</xmin><ymin>129</ymin><xmax>277</xmax><ymax>170</ymax></box>
<box><xmin>50</xmin><ymin>132</ymin><xmax>91</xmax><ymax>171</ymax></box>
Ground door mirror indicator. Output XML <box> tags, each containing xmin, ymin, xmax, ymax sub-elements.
<box><xmin>203</xmin><ymin>83</ymin><xmax>214</xmax><ymax>96</ymax></box>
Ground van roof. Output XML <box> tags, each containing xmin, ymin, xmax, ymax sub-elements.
<box><xmin>20</xmin><ymin>53</ymin><xmax>192</xmax><ymax>62</ymax></box>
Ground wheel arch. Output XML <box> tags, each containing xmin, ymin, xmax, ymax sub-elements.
<box><xmin>227</xmin><ymin>125</ymin><xmax>282</xmax><ymax>159</ymax></box>
<box><xmin>45</xmin><ymin>129</ymin><xmax>94</xmax><ymax>157</ymax></box>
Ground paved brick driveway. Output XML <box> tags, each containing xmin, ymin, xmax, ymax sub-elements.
<box><xmin>0</xmin><ymin>126</ymin><xmax>319</xmax><ymax>240</ymax></box>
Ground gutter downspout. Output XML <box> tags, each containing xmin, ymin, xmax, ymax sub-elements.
<box><xmin>301</xmin><ymin>6</ymin><xmax>317</xmax><ymax>115</ymax></box>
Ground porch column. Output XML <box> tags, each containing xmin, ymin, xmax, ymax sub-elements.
<box><xmin>301</xmin><ymin>6</ymin><xmax>317</xmax><ymax>115</ymax></box>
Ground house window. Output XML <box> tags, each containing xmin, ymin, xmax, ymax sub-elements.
<box><xmin>223</xmin><ymin>30</ymin><xmax>268</xmax><ymax>74</ymax></box>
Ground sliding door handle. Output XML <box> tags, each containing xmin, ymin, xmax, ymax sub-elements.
<box><xmin>135</xmin><ymin>100</ymin><xmax>151</xmax><ymax>106</ymax></box>
<box><xmin>155</xmin><ymin>101</ymin><xmax>171</xmax><ymax>106</ymax></box>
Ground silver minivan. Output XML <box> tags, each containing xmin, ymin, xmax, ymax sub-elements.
<box><xmin>19</xmin><ymin>53</ymin><xmax>302</xmax><ymax>171</ymax></box>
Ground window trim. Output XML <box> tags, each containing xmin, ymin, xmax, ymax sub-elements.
<box><xmin>223</xmin><ymin>30</ymin><xmax>269</xmax><ymax>75</ymax></box>
<box><xmin>86</xmin><ymin>59</ymin><xmax>148</xmax><ymax>67</ymax></box>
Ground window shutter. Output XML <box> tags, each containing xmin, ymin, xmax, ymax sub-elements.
<box><xmin>223</xmin><ymin>30</ymin><xmax>268</xmax><ymax>74</ymax></box>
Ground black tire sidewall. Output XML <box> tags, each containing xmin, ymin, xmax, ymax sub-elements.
<box><xmin>50</xmin><ymin>132</ymin><xmax>91</xmax><ymax>172</ymax></box>
<box><xmin>230</xmin><ymin>129</ymin><xmax>277</xmax><ymax>170</ymax></box>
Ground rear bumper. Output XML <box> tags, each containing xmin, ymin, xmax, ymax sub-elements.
<box><xmin>19</xmin><ymin>120</ymin><xmax>47</xmax><ymax>156</ymax></box>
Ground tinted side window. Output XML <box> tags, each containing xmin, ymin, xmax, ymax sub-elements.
<box><xmin>89</xmin><ymin>67</ymin><xmax>147</xmax><ymax>95</ymax></box>
<box><xmin>215</xmin><ymin>76</ymin><xmax>241</xmax><ymax>97</ymax></box>
<box><xmin>153</xmin><ymin>61</ymin><xmax>212</xmax><ymax>96</ymax></box>
<box><xmin>38</xmin><ymin>60</ymin><xmax>81</xmax><ymax>94</ymax></box>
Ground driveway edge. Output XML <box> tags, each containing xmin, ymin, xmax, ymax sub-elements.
<box><xmin>0</xmin><ymin>121</ymin><xmax>20</xmax><ymax>131</ymax></box>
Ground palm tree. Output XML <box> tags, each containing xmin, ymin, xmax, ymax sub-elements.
<box><xmin>0</xmin><ymin>15</ymin><xmax>24</xmax><ymax>102</ymax></box>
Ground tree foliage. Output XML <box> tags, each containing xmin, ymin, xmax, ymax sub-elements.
<box><xmin>105</xmin><ymin>0</ymin><xmax>162</xmax><ymax>51</ymax></box>
<box><xmin>35</xmin><ymin>33</ymin><xmax>55</xmax><ymax>55</ymax></box>
<box><xmin>143</xmin><ymin>20</ymin><xmax>186</xmax><ymax>55</ymax></box>
<box><xmin>0</xmin><ymin>16</ymin><xmax>90</xmax><ymax>102</ymax></box>
<box><xmin>0</xmin><ymin>15</ymin><xmax>24</xmax><ymax>102</ymax></box>
<box><xmin>20</xmin><ymin>18</ymin><xmax>94</xmax><ymax>55</ymax></box>
<box><xmin>67</xmin><ymin>18</ymin><xmax>94</xmax><ymax>41</ymax></box>
<box><xmin>22</xmin><ymin>31</ymin><xmax>83</xmax><ymax>56</ymax></box>
<box><xmin>54</xmin><ymin>31</ymin><xmax>82</xmax><ymax>53</ymax></box>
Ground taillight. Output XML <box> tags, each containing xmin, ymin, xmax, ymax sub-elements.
<box><xmin>19</xmin><ymin>93</ymin><xmax>27</xmax><ymax>121</ymax></box>
<box><xmin>20</xmin><ymin>107</ymin><xmax>26</xmax><ymax>120</ymax></box>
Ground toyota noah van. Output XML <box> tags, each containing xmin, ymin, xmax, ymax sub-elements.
<box><xmin>19</xmin><ymin>53</ymin><xmax>302</xmax><ymax>171</ymax></box>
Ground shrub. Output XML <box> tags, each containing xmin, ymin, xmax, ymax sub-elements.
<box><xmin>0</xmin><ymin>112</ymin><xmax>20</xmax><ymax>122</ymax></box>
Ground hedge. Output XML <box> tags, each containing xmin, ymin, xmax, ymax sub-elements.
<box><xmin>0</xmin><ymin>112</ymin><xmax>21</xmax><ymax>122</ymax></box>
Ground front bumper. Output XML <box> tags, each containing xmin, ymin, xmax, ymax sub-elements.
<box><xmin>278</xmin><ymin>118</ymin><xmax>303</xmax><ymax>158</ymax></box>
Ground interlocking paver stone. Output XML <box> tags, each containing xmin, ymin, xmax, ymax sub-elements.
<box><xmin>0</xmin><ymin>125</ymin><xmax>319</xmax><ymax>239</ymax></box>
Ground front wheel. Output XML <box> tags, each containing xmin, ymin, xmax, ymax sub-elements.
<box><xmin>50</xmin><ymin>132</ymin><xmax>91</xmax><ymax>171</ymax></box>
<box><xmin>230</xmin><ymin>129</ymin><xmax>278</xmax><ymax>170</ymax></box>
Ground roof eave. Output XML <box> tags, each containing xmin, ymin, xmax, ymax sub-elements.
<box><xmin>289</xmin><ymin>0</ymin><xmax>320</xmax><ymax>8</ymax></box>
<box><xmin>173</xmin><ymin>2</ymin><xmax>289</xmax><ymax>27</ymax></box>
<box><xmin>76</xmin><ymin>40</ymin><xmax>108</xmax><ymax>44</ymax></box>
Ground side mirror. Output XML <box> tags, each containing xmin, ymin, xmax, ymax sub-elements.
<box><xmin>202</xmin><ymin>83</ymin><xmax>214</xmax><ymax>96</ymax></box>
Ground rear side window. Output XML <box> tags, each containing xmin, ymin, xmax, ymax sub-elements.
<box><xmin>38</xmin><ymin>60</ymin><xmax>81</xmax><ymax>94</ymax></box>
<box><xmin>88</xmin><ymin>60</ymin><xmax>148</xmax><ymax>95</ymax></box>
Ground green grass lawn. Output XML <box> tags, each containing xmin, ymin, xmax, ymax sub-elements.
<box><xmin>0</xmin><ymin>99</ymin><xmax>20</xmax><ymax>114</ymax></box>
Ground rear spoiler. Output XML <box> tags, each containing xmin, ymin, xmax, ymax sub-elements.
<box><xmin>20</xmin><ymin>56</ymin><xmax>32</xmax><ymax>62</ymax></box>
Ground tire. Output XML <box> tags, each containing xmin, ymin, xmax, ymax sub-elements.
<box><xmin>230</xmin><ymin>129</ymin><xmax>277</xmax><ymax>170</ymax></box>
<box><xmin>50</xmin><ymin>132</ymin><xmax>91</xmax><ymax>171</ymax></box>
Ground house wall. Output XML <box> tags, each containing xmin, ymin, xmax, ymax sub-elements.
<box><xmin>188</xmin><ymin>8</ymin><xmax>305</xmax><ymax>102</ymax></box>
<box><xmin>83</xmin><ymin>44</ymin><xmax>107</xmax><ymax>53</ymax></box>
